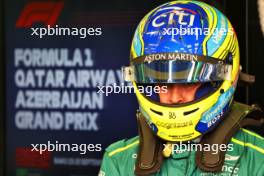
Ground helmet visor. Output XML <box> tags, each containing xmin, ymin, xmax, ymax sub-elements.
<box><xmin>123</xmin><ymin>60</ymin><xmax>232</xmax><ymax>83</ymax></box>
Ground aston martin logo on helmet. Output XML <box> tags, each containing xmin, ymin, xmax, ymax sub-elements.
<box><xmin>151</xmin><ymin>7</ymin><xmax>196</xmax><ymax>28</ymax></box>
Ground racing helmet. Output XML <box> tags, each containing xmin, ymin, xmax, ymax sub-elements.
<box><xmin>123</xmin><ymin>1</ymin><xmax>240</xmax><ymax>142</ymax></box>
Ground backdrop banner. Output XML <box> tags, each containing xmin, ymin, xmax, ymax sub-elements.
<box><xmin>4</xmin><ymin>0</ymin><xmax>158</xmax><ymax>175</ymax></box>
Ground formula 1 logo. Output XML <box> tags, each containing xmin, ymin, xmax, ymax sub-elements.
<box><xmin>151</xmin><ymin>7</ymin><xmax>196</xmax><ymax>28</ymax></box>
<box><xmin>16</xmin><ymin>2</ymin><xmax>64</xmax><ymax>28</ymax></box>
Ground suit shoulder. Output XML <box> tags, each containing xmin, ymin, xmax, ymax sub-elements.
<box><xmin>105</xmin><ymin>136</ymin><xmax>139</xmax><ymax>158</ymax></box>
<box><xmin>232</xmin><ymin>128</ymin><xmax>264</xmax><ymax>154</ymax></box>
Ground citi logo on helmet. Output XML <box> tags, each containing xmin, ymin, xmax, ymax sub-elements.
<box><xmin>152</xmin><ymin>7</ymin><xmax>196</xmax><ymax>28</ymax></box>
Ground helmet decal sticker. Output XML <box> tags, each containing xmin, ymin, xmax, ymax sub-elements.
<box><xmin>141</xmin><ymin>2</ymin><xmax>209</xmax><ymax>55</ymax></box>
<box><xmin>196</xmin><ymin>86</ymin><xmax>235</xmax><ymax>133</ymax></box>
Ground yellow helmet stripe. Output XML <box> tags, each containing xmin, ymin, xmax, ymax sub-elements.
<box><xmin>212</xmin><ymin>22</ymin><xmax>235</xmax><ymax>59</ymax></box>
<box><xmin>192</xmin><ymin>1</ymin><xmax>218</xmax><ymax>55</ymax></box>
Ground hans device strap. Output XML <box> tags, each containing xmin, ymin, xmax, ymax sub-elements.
<box><xmin>135</xmin><ymin>102</ymin><xmax>264</xmax><ymax>175</ymax></box>
<box><xmin>135</xmin><ymin>111</ymin><xmax>164</xmax><ymax>176</ymax></box>
<box><xmin>196</xmin><ymin>102</ymin><xmax>264</xmax><ymax>172</ymax></box>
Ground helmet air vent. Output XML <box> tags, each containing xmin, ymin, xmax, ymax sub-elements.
<box><xmin>183</xmin><ymin>108</ymin><xmax>199</xmax><ymax>116</ymax></box>
<box><xmin>150</xmin><ymin>108</ymin><xmax>163</xmax><ymax>116</ymax></box>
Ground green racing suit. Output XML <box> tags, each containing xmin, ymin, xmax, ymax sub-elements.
<box><xmin>99</xmin><ymin>128</ymin><xmax>264</xmax><ymax>176</ymax></box>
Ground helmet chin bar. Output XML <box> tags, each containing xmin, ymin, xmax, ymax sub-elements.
<box><xmin>134</xmin><ymin>80</ymin><xmax>234</xmax><ymax>142</ymax></box>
